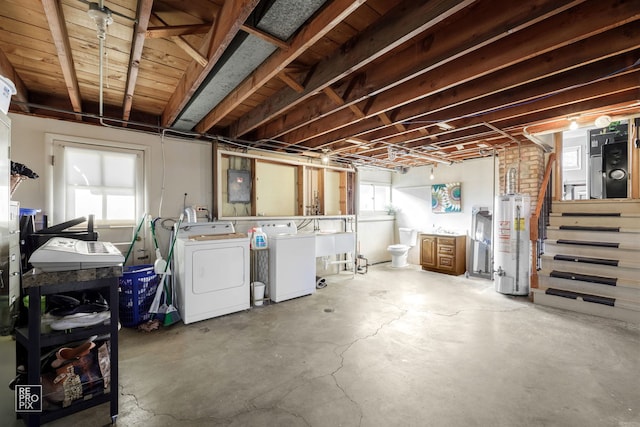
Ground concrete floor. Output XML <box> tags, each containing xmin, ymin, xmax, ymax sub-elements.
<box><xmin>1</xmin><ymin>264</ymin><xmax>639</xmax><ymax>426</ymax></box>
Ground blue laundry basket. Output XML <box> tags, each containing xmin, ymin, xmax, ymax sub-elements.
<box><xmin>118</xmin><ymin>264</ymin><xmax>160</xmax><ymax>327</ymax></box>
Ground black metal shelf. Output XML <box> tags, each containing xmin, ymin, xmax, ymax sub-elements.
<box><xmin>16</xmin><ymin>268</ymin><xmax>120</xmax><ymax>426</ymax></box>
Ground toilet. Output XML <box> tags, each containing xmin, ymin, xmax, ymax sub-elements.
<box><xmin>387</xmin><ymin>228</ymin><xmax>418</xmax><ymax>268</ymax></box>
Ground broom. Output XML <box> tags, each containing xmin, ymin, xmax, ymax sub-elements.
<box><xmin>163</xmin><ymin>214</ymin><xmax>183</xmax><ymax>326</ymax></box>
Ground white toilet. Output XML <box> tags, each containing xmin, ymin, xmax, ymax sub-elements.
<box><xmin>387</xmin><ymin>228</ymin><xmax>418</xmax><ymax>268</ymax></box>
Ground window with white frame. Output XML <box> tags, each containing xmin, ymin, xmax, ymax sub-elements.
<box><xmin>48</xmin><ymin>135</ymin><xmax>145</xmax><ymax>227</ymax></box>
<box><xmin>359</xmin><ymin>183</ymin><xmax>391</xmax><ymax>213</ymax></box>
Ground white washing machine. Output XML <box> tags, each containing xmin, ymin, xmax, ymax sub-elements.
<box><xmin>174</xmin><ymin>221</ymin><xmax>250</xmax><ymax>324</ymax></box>
<box><xmin>259</xmin><ymin>221</ymin><xmax>316</xmax><ymax>303</ymax></box>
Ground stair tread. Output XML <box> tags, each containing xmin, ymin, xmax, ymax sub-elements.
<box><xmin>554</xmin><ymin>239</ymin><xmax>619</xmax><ymax>248</ymax></box>
<box><xmin>544</xmin><ymin>288</ymin><xmax>615</xmax><ymax>306</ymax></box>
<box><xmin>540</xmin><ymin>268</ymin><xmax>640</xmax><ymax>286</ymax></box>
<box><xmin>552</xmin><ymin>254</ymin><xmax>619</xmax><ymax>266</ymax></box>
<box><xmin>548</xmin><ymin>226</ymin><xmax>640</xmax><ymax>233</ymax></box>
<box><xmin>532</xmin><ymin>289</ymin><xmax>640</xmax><ymax>322</ymax></box>
<box><xmin>541</xmin><ymin>254</ymin><xmax>638</xmax><ymax>269</ymax></box>
<box><xmin>560</xmin><ymin>212</ymin><xmax>621</xmax><ymax>217</ymax></box>
<box><xmin>549</xmin><ymin>270</ymin><xmax>616</xmax><ymax>286</ymax></box>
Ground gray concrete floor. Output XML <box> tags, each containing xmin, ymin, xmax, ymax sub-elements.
<box><xmin>1</xmin><ymin>264</ymin><xmax>639</xmax><ymax>426</ymax></box>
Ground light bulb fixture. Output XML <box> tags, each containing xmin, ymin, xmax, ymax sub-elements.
<box><xmin>321</xmin><ymin>148</ymin><xmax>330</xmax><ymax>164</ymax></box>
<box><xmin>569</xmin><ymin>119</ymin><xmax>578</xmax><ymax>130</ymax></box>
<box><xmin>429</xmin><ymin>167</ymin><xmax>435</xmax><ymax>180</ymax></box>
<box><xmin>88</xmin><ymin>3</ymin><xmax>113</xmax><ymax>40</ymax></box>
<box><xmin>595</xmin><ymin>115</ymin><xmax>612</xmax><ymax>128</ymax></box>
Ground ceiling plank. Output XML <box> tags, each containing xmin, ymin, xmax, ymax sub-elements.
<box><xmin>0</xmin><ymin>47</ymin><xmax>29</xmax><ymax>112</ymax></box>
<box><xmin>161</xmin><ymin>0</ymin><xmax>260</xmax><ymax>127</ymax></box>
<box><xmin>41</xmin><ymin>0</ymin><xmax>82</xmax><ymax>118</ymax></box>
<box><xmin>146</xmin><ymin>23</ymin><xmax>211</xmax><ymax>39</ymax></box>
<box><xmin>122</xmin><ymin>0</ymin><xmax>153</xmax><ymax>122</ymax></box>
<box><xmin>195</xmin><ymin>0</ymin><xmax>368</xmax><ymax>134</ymax></box>
<box><xmin>280</xmin><ymin>0</ymin><xmax>640</xmax><ymax>147</ymax></box>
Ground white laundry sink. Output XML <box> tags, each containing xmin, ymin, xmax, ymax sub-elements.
<box><xmin>314</xmin><ymin>232</ymin><xmax>355</xmax><ymax>257</ymax></box>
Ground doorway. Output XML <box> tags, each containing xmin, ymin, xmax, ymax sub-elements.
<box><xmin>561</xmin><ymin>120</ymin><xmax>629</xmax><ymax>200</ymax></box>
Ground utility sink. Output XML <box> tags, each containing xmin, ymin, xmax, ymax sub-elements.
<box><xmin>314</xmin><ymin>231</ymin><xmax>355</xmax><ymax>257</ymax></box>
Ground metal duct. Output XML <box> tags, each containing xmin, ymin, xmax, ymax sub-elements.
<box><xmin>173</xmin><ymin>0</ymin><xmax>328</xmax><ymax>130</ymax></box>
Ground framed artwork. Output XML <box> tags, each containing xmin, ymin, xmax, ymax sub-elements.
<box><xmin>432</xmin><ymin>182</ymin><xmax>462</xmax><ymax>213</ymax></box>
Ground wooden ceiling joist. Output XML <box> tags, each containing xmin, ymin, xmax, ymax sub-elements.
<box><xmin>240</xmin><ymin>24</ymin><xmax>289</xmax><ymax>50</ymax></box>
<box><xmin>162</xmin><ymin>0</ymin><xmax>261</xmax><ymax>127</ymax></box>
<box><xmin>278</xmin><ymin>0</ymin><xmax>640</xmax><ymax>148</ymax></box>
<box><xmin>278</xmin><ymin>71</ymin><xmax>304</xmax><ymax>93</ymax></box>
<box><xmin>195</xmin><ymin>0</ymin><xmax>367</xmax><ymax>134</ymax></box>
<box><xmin>122</xmin><ymin>0</ymin><xmax>154</xmax><ymax>122</ymax></box>
<box><xmin>41</xmin><ymin>0</ymin><xmax>82</xmax><ymax>119</ymax></box>
<box><xmin>146</xmin><ymin>23</ymin><xmax>211</xmax><ymax>39</ymax></box>
<box><xmin>252</xmin><ymin>0</ymin><xmax>589</xmax><ymax>142</ymax></box>
<box><xmin>233</xmin><ymin>0</ymin><xmax>476</xmax><ymax>137</ymax></box>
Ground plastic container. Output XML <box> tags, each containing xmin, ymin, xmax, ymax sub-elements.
<box><xmin>252</xmin><ymin>282</ymin><xmax>265</xmax><ymax>306</ymax></box>
<box><xmin>251</xmin><ymin>227</ymin><xmax>268</xmax><ymax>249</ymax></box>
<box><xmin>0</xmin><ymin>75</ymin><xmax>16</xmax><ymax>114</ymax></box>
<box><xmin>118</xmin><ymin>264</ymin><xmax>159</xmax><ymax>327</ymax></box>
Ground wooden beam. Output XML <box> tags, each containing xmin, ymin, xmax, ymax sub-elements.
<box><xmin>41</xmin><ymin>0</ymin><xmax>82</xmax><ymax>118</ymax></box>
<box><xmin>122</xmin><ymin>0</ymin><xmax>154</xmax><ymax>122</ymax></box>
<box><xmin>162</xmin><ymin>0</ymin><xmax>260</xmax><ymax>127</ymax></box>
<box><xmin>240</xmin><ymin>24</ymin><xmax>289</xmax><ymax>50</ymax></box>
<box><xmin>171</xmin><ymin>36</ymin><xmax>208</xmax><ymax>67</ymax></box>
<box><xmin>323</xmin><ymin>87</ymin><xmax>346</xmax><ymax>106</ymax></box>
<box><xmin>253</xmin><ymin>0</ymin><xmax>583</xmax><ymax>142</ymax></box>
<box><xmin>280</xmin><ymin>1</ymin><xmax>639</xmax><ymax>147</ymax></box>
<box><xmin>195</xmin><ymin>0</ymin><xmax>367</xmax><ymax>133</ymax></box>
<box><xmin>233</xmin><ymin>0</ymin><xmax>475</xmax><ymax>137</ymax></box>
<box><xmin>278</xmin><ymin>71</ymin><xmax>304</xmax><ymax>93</ymax></box>
<box><xmin>348</xmin><ymin>24</ymin><xmax>640</xmax><ymax>146</ymax></box>
<box><xmin>146</xmin><ymin>24</ymin><xmax>211</xmax><ymax>39</ymax></box>
<box><xmin>0</xmin><ymin>48</ymin><xmax>29</xmax><ymax>112</ymax></box>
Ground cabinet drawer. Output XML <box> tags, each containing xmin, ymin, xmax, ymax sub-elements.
<box><xmin>438</xmin><ymin>244</ymin><xmax>454</xmax><ymax>255</ymax></box>
<box><xmin>438</xmin><ymin>255</ymin><xmax>455</xmax><ymax>270</ymax></box>
<box><xmin>438</xmin><ymin>237</ymin><xmax>456</xmax><ymax>246</ymax></box>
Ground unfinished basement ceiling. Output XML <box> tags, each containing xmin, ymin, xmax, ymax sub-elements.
<box><xmin>0</xmin><ymin>0</ymin><xmax>639</xmax><ymax>169</ymax></box>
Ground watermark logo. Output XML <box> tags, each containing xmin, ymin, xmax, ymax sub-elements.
<box><xmin>15</xmin><ymin>385</ymin><xmax>42</xmax><ymax>412</ymax></box>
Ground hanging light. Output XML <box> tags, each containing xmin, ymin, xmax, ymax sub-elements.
<box><xmin>321</xmin><ymin>149</ymin><xmax>330</xmax><ymax>164</ymax></box>
<box><xmin>429</xmin><ymin>167</ymin><xmax>435</xmax><ymax>180</ymax></box>
<box><xmin>595</xmin><ymin>115</ymin><xmax>612</xmax><ymax>128</ymax></box>
<box><xmin>569</xmin><ymin>119</ymin><xmax>578</xmax><ymax>130</ymax></box>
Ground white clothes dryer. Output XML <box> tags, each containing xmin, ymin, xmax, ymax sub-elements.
<box><xmin>174</xmin><ymin>221</ymin><xmax>250</xmax><ymax>324</ymax></box>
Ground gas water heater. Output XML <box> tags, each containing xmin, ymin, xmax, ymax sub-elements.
<box><xmin>494</xmin><ymin>194</ymin><xmax>531</xmax><ymax>295</ymax></box>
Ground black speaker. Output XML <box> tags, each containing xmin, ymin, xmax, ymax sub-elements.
<box><xmin>602</xmin><ymin>142</ymin><xmax>628</xmax><ymax>198</ymax></box>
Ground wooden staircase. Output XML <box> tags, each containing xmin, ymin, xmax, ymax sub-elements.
<box><xmin>531</xmin><ymin>199</ymin><xmax>640</xmax><ymax>323</ymax></box>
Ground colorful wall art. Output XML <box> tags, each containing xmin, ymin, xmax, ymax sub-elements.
<box><xmin>432</xmin><ymin>182</ymin><xmax>462</xmax><ymax>213</ymax></box>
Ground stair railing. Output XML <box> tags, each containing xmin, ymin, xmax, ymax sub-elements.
<box><xmin>530</xmin><ymin>153</ymin><xmax>556</xmax><ymax>289</ymax></box>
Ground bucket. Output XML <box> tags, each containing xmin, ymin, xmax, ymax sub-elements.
<box><xmin>0</xmin><ymin>75</ymin><xmax>17</xmax><ymax>114</ymax></box>
<box><xmin>252</xmin><ymin>281</ymin><xmax>265</xmax><ymax>306</ymax></box>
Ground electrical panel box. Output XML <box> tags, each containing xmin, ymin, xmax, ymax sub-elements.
<box><xmin>227</xmin><ymin>169</ymin><xmax>252</xmax><ymax>203</ymax></box>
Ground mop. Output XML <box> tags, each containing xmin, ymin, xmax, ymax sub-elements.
<box><xmin>163</xmin><ymin>214</ymin><xmax>183</xmax><ymax>326</ymax></box>
<box><xmin>148</xmin><ymin>217</ymin><xmax>167</xmax><ymax>319</ymax></box>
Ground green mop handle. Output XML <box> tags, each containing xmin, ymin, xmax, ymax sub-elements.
<box><xmin>124</xmin><ymin>213</ymin><xmax>147</xmax><ymax>265</ymax></box>
<box><xmin>162</xmin><ymin>214</ymin><xmax>184</xmax><ymax>298</ymax></box>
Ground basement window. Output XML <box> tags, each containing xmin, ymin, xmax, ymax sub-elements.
<box><xmin>47</xmin><ymin>135</ymin><xmax>146</xmax><ymax>227</ymax></box>
<box><xmin>359</xmin><ymin>183</ymin><xmax>391</xmax><ymax>213</ymax></box>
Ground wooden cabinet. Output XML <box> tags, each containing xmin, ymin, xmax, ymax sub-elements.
<box><xmin>420</xmin><ymin>234</ymin><xmax>466</xmax><ymax>276</ymax></box>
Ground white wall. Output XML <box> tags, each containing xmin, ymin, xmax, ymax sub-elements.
<box><xmin>8</xmin><ymin>113</ymin><xmax>212</xmax><ymax>259</ymax></box>
<box><xmin>356</xmin><ymin>168</ymin><xmax>394</xmax><ymax>264</ymax></box>
<box><xmin>392</xmin><ymin>157</ymin><xmax>497</xmax><ymax>265</ymax></box>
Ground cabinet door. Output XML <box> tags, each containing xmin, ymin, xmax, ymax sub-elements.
<box><xmin>421</xmin><ymin>237</ymin><xmax>436</xmax><ymax>268</ymax></box>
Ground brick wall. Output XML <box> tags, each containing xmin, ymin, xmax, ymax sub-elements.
<box><xmin>498</xmin><ymin>144</ymin><xmax>545</xmax><ymax>211</ymax></box>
